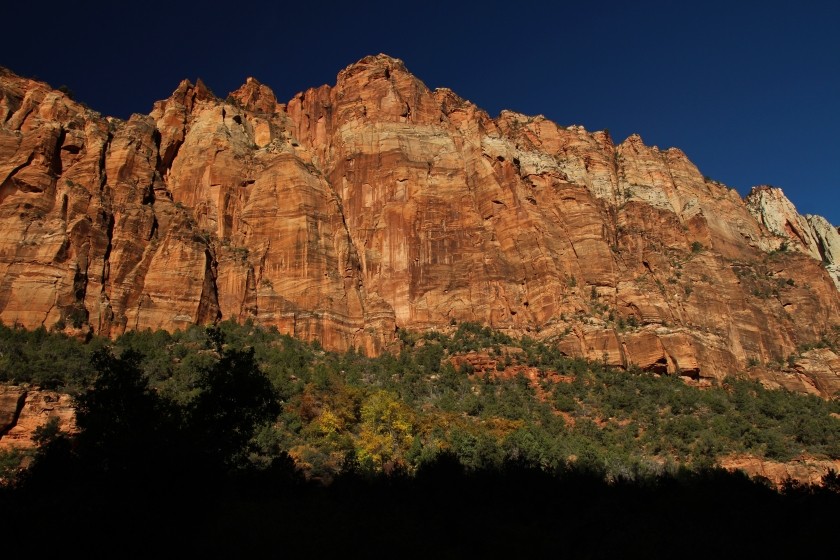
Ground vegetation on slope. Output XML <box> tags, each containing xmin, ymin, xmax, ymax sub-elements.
<box><xmin>2</xmin><ymin>320</ymin><xmax>839</xmax><ymax>554</ymax></box>
<box><xmin>2</xmin><ymin>320</ymin><xmax>839</xmax><ymax>485</ymax></box>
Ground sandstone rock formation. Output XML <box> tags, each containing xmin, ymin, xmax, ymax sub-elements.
<box><xmin>0</xmin><ymin>385</ymin><xmax>76</xmax><ymax>450</ymax></box>
<box><xmin>719</xmin><ymin>454</ymin><xmax>840</xmax><ymax>488</ymax></box>
<box><xmin>806</xmin><ymin>214</ymin><xmax>840</xmax><ymax>290</ymax></box>
<box><xmin>1</xmin><ymin>56</ymin><xmax>839</xmax><ymax>395</ymax></box>
<box><xmin>746</xmin><ymin>186</ymin><xmax>840</xmax><ymax>290</ymax></box>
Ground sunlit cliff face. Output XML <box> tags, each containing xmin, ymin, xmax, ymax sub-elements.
<box><xmin>0</xmin><ymin>56</ymin><xmax>838</xmax><ymax>395</ymax></box>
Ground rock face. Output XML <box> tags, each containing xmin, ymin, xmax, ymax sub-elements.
<box><xmin>1</xmin><ymin>56</ymin><xmax>839</xmax><ymax>395</ymax></box>
<box><xmin>746</xmin><ymin>186</ymin><xmax>840</xmax><ymax>290</ymax></box>
<box><xmin>806</xmin><ymin>214</ymin><xmax>840</xmax><ymax>291</ymax></box>
<box><xmin>719</xmin><ymin>454</ymin><xmax>840</xmax><ymax>488</ymax></box>
<box><xmin>0</xmin><ymin>385</ymin><xmax>76</xmax><ymax>450</ymax></box>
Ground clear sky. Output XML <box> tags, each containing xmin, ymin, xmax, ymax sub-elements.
<box><xmin>3</xmin><ymin>0</ymin><xmax>838</xmax><ymax>224</ymax></box>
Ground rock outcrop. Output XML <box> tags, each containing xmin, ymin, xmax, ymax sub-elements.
<box><xmin>806</xmin><ymin>214</ymin><xmax>840</xmax><ymax>290</ymax></box>
<box><xmin>1</xmin><ymin>56</ymin><xmax>839</xmax><ymax>395</ymax></box>
<box><xmin>0</xmin><ymin>385</ymin><xmax>76</xmax><ymax>450</ymax></box>
<box><xmin>746</xmin><ymin>186</ymin><xmax>840</xmax><ymax>290</ymax></box>
<box><xmin>719</xmin><ymin>454</ymin><xmax>840</xmax><ymax>488</ymax></box>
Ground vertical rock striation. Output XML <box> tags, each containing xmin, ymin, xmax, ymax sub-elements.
<box><xmin>1</xmin><ymin>57</ymin><xmax>839</xmax><ymax>394</ymax></box>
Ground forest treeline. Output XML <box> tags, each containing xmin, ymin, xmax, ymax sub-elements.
<box><xmin>2</xmin><ymin>319</ymin><xmax>839</xmax><ymax>483</ymax></box>
<box><xmin>2</xmin><ymin>320</ymin><xmax>839</xmax><ymax>555</ymax></box>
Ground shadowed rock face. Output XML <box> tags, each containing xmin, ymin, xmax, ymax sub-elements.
<box><xmin>1</xmin><ymin>56</ymin><xmax>839</xmax><ymax>394</ymax></box>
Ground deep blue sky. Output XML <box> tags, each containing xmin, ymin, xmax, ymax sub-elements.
<box><xmin>4</xmin><ymin>0</ymin><xmax>838</xmax><ymax>224</ymax></box>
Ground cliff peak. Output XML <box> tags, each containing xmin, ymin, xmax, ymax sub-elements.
<box><xmin>228</xmin><ymin>76</ymin><xmax>278</xmax><ymax>114</ymax></box>
<box><xmin>356</xmin><ymin>53</ymin><xmax>407</xmax><ymax>68</ymax></box>
<box><xmin>337</xmin><ymin>53</ymin><xmax>414</xmax><ymax>85</ymax></box>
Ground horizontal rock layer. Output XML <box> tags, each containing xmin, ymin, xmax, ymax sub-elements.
<box><xmin>1</xmin><ymin>56</ymin><xmax>839</xmax><ymax>395</ymax></box>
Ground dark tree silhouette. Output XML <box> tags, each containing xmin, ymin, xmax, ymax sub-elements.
<box><xmin>73</xmin><ymin>348</ymin><xmax>164</xmax><ymax>478</ymax></box>
<box><xmin>188</xmin><ymin>346</ymin><xmax>280</xmax><ymax>470</ymax></box>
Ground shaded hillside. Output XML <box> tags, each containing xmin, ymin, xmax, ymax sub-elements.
<box><xmin>2</xmin><ymin>321</ymin><xmax>838</xmax><ymax>486</ymax></box>
<box><xmin>2</xmin><ymin>320</ymin><xmax>839</xmax><ymax>556</ymax></box>
<box><xmin>3</xmin><ymin>459</ymin><xmax>838</xmax><ymax>557</ymax></box>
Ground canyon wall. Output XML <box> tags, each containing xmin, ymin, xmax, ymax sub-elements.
<box><xmin>1</xmin><ymin>55</ymin><xmax>838</xmax><ymax>395</ymax></box>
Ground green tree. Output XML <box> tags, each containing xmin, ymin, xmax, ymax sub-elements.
<box><xmin>73</xmin><ymin>348</ymin><xmax>164</xmax><ymax>476</ymax></box>
<box><xmin>188</xmin><ymin>347</ymin><xmax>280</xmax><ymax>470</ymax></box>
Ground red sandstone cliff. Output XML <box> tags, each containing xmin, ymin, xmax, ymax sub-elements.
<box><xmin>1</xmin><ymin>55</ymin><xmax>838</xmax><ymax>395</ymax></box>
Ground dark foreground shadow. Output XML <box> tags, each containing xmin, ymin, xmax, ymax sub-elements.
<box><xmin>2</xmin><ymin>452</ymin><xmax>837</xmax><ymax>559</ymax></box>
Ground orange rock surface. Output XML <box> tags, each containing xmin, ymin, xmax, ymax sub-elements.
<box><xmin>719</xmin><ymin>454</ymin><xmax>840</xmax><ymax>488</ymax></box>
<box><xmin>1</xmin><ymin>56</ymin><xmax>839</xmax><ymax>395</ymax></box>
<box><xmin>0</xmin><ymin>385</ymin><xmax>76</xmax><ymax>451</ymax></box>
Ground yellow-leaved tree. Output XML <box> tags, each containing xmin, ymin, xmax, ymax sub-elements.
<box><xmin>355</xmin><ymin>390</ymin><xmax>415</xmax><ymax>473</ymax></box>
